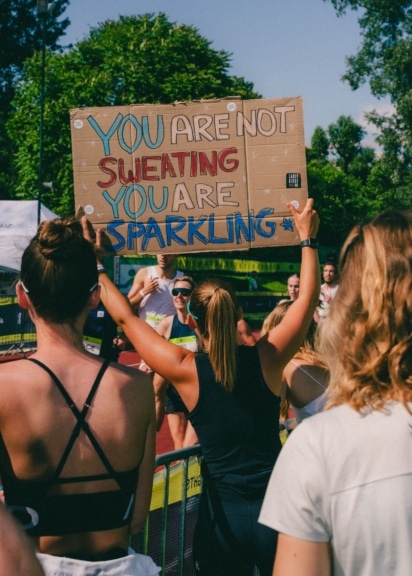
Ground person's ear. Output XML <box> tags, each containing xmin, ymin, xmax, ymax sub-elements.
<box><xmin>16</xmin><ymin>281</ymin><xmax>30</xmax><ymax>309</ymax></box>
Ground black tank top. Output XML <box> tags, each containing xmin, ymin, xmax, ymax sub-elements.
<box><xmin>3</xmin><ymin>358</ymin><xmax>139</xmax><ymax>536</ymax></box>
<box><xmin>188</xmin><ymin>346</ymin><xmax>281</xmax><ymax>501</ymax></box>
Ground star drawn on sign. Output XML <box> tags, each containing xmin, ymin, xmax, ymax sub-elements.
<box><xmin>90</xmin><ymin>140</ymin><xmax>96</xmax><ymax>147</ymax></box>
<box><xmin>81</xmin><ymin>160</ymin><xmax>87</xmax><ymax>167</ymax></box>
<box><xmin>271</xmin><ymin>156</ymin><xmax>276</xmax><ymax>163</ymax></box>
<box><xmin>281</xmin><ymin>217</ymin><xmax>294</xmax><ymax>232</ymax></box>
<box><xmin>263</xmin><ymin>187</ymin><xmax>272</xmax><ymax>195</ymax></box>
<box><xmin>289</xmin><ymin>122</ymin><xmax>295</xmax><ymax>131</ymax></box>
<box><xmin>82</xmin><ymin>183</ymin><xmax>88</xmax><ymax>191</ymax></box>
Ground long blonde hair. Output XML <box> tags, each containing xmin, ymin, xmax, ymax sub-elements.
<box><xmin>318</xmin><ymin>210</ymin><xmax>412</xmax><ymax>412</ymax></box>
<box><xmin>189</xmin><ymin>279</ymin><xmax>240</xmax><ymax>392</ymax></box>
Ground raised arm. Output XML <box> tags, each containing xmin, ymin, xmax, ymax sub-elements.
<box><xmin>81</xmin><ymin>219</ymin><xmax>195</xmax><ymax>391</ymax></box>
<box><xmin>257</xmin><ymin>199</ymin><xmax>320</xmax><ymax>396</ymax></box>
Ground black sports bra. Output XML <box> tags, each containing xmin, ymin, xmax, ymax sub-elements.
<box><xmin>3</xmin><ymin>358</ymin><xmax>139</xmax><ymax>536</ymax></box>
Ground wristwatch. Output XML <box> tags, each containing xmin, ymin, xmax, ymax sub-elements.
<box><xmin>300</xmin><ymin>237</ymin><xmax>319</xmax><ymax>249</ymax></box>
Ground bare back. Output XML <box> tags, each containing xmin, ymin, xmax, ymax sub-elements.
<box><xmin>0</xmin><ymin>350</ymin><xmax>155</xmax><ymax>555</ymax></box>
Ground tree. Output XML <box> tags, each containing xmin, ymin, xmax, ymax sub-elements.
<box><xmin>0</xmin><ymin>0</ymin><xmax>70</xmax><ymax>198</ymax></box>
<box><xmin>7</xmin><ymin>13</ymin><xmax>260</xmax><ymax>215</ymax></box>
<box><xmin>324</xmin><ymin>1</ymin><xmax>412</xmax><ymax>142</ymax></box>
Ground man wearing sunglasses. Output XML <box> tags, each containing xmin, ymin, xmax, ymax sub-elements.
<box><xmin>153</xmin><ymin>276</ymin><xmax>199</xmax><ymax>450</ymax></box>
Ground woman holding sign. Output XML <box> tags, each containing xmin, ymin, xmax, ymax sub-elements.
<box><xmin>83</xmin><ymin>198</ymin><xmax>320</xmax><ymax>576</ymax></box>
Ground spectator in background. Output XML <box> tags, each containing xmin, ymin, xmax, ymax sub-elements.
<box><xmin>260</xmin><ymin>209</ymin><xmax>412</xmax><ymax>576</ymax></box>
<box><xmin>261</xmin><ymin>300</ymin><xmax>329</xmax><ymax>425</ymax></box>
<box><xmin>127</xmin><ymin>254</ymin><xmax>183</xmax><ymax>329</ymax></box>
<box><xmin>246</xmin><ymin>271</ymin><xmax>259</xmax><ymax>291</ymax></box>
<box><xmin>153</xmin><ymin>276</ymin><xmax>199</xmax><ymax>450</ymax></box>
<box><xmin>278</xmin><ymin>273</ymin><xmax>300</xmax><ymax>304</ymax></box>
<box><xmin>83</xmin><ymin>301</ymin><xmax>124</xmax><ymax>362</ymax></box>
<box><xmin>315</xmin><ymin>261</ymin><xmax>339</xmax><ymax>323</ymax></box>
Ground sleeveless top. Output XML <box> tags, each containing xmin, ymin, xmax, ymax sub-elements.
<box><xmin>169</xmin><ymin>315</ymin><xmax>198</xmax><ymax>352</ymax></box>
<box><xmin>138</xmin><ymin>266</ymin><xmax>183</xmax><ymax>329</ymax></box>
<box><xmin>188</xmin><ymin>346</ymin><xmax>281</xmax><ymax>501</ymax></box>
<box><xmin>289</xmin><ymin>360</ymin><xmax>328</xmax><ymax>424</ymax></box>
<box><xmin>3</xmin><ymin>359</ymin><xmax>139</xmax><ymax>537</ymax></box>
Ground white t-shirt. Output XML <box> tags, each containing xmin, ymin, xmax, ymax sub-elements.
<box><xmin>259</xmin><ymin>402</ymin><xmax>412</xmax><ymax>576</ymax></box>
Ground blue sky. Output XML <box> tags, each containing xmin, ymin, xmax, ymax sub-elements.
<box><xmin>63</xmin><ymin>0</ymin><xmax>391</xmax><ymax>146</ymax></box>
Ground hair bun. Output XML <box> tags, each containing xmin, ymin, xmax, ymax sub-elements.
<box><xmin>37</xmin><ymin>219</ymin><xmax>82</xmax><ymax>260</ymax></box>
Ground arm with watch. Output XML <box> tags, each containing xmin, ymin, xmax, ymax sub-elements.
<box><xmin>257</xmin><ymin>199</ymin><xmax>321</xmax><ymax>397</ymax></box>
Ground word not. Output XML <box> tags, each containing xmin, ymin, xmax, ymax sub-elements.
<box><xmin>105</xmin><ymin>208</ymin><xmax>283</xmax><ymax>252</ymax></box>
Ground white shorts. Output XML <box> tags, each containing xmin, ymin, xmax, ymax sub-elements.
<box><xmin>36</xmin><ymin>548</ymin><xmax>160</xmax><ymax>576</ymax></box>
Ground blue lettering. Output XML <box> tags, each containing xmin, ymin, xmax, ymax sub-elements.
<box><xmin>209</xmin><ymin>213</ymin><xmax>230</xmax><ymax>244</ymax></box>
<box><xmin>124</xmin><ymin>185</ymin><xmax>147</xmax><ymax>219</ymax></box>
<box><xmin>187</xmin><ymin>215</ymin><xmax>208</xmax><ymax>244</ymax></box>
<box><xmin>165</xmin><ymin>216</ymin><xmax>187</xmax><ymax>246</ymax></box>
<box><xmin>256</xmin><ymin>208</ymin><xmax>275</xmax><ymax>237</ymax></box>
<box><xmin>102</xmin><ymin>186</ymin><xmax>127</xmax><ymax>218</ymax></box>
<box><xmin>119</xmin><ymin>115</ymin><xmax>164</xmax><ymax>153</ymax></box>
<box><xmin>226</xmin><ymin>214</ymin><xmax>234</xmax><ymax>244</ymax></box>
<box><xmin>88</xmin><ymin>113</ymin><xmax>123</xmax><ymax>156</ymax></box>
<box><xmin>103</xmin><ymin>207</ymin><xmax>279</xmax><ymax>254</ymax></box>
<box><xmin>119</xmin><ymin>115</ymin><xmax>143</xmax><ymax>153</ymax></box>
<box><xmin>234</xmin><ymin>211</ymin><xmax>253</xmax><ymax>243</ymax></box>
<box><xmin>142</xmin><ymin>217</ymin><xmax>165</xmax><ymax>251</ymax></box>
<box><xmin>107</xmin><ymin>220</ymin><xmax>126</xmax><ymax>251</ymax></box>
<box><xmin>148</xmin><ymin>185</ymin><xmax>168</xmax><ymax>213</ymax></box>
<box><xmin>127</xmin><ymin>222</ymin><xmax>146</xmax><ymax>250</ymax></box>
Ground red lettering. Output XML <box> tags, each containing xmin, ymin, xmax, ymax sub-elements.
<box><xmin>142</xmin><ymin>156</ymin><xmax>161</xmax><ymax>181</ymax></box>
<box><xmin>161</xmin><ymin>153</ymin><xmax>177</xmax><ymax>179</ymax></box>
<box><xmin>97</xmin><ymin>157</ymin><xmax>117</xmax><ymax>188</ymax></box>
<box><xmin>199</xmin><ymin>151</ymin><xmax>217</xmax><ymax>176</ymax></box>
<box><xmin>171</xmin><ymin>151</ymin><xmax>190</xmax><ymax>177</ymax></box>
<box><xmin>218</xmin><ymin>147</ymin><xmax>239</xmax><ymax>172</ymax></box>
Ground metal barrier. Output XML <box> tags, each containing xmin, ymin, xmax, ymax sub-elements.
<box><xmin>0</xmin><ymin>296</ymin><xmax>36</xmax><ymax>354</ymax></box>
<box><xmin>132</xmin><ymin>444</ymin><xmax>203</xmax><ymax>576</ymax></box>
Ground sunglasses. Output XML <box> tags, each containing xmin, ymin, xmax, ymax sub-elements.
<box><xmin>172</xmin><ymin>287</ymin><xmax>192</xmax><ymax>297</ymax></box>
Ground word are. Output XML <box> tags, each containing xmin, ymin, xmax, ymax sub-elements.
<box><xmin>102</xmin><ymin>181</ymin><xmax>239</xmax><ymax>220</ymax></box>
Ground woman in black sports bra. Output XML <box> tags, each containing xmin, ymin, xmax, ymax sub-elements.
<box><xmin>0</xmin><ymin>219</ymin><xmax>159</xmax><ymax>575</ymax></box>
<box><xmin>83</xmin><ymin>199</ymin><xmax>321</xmax><ymax>576</ymax></box>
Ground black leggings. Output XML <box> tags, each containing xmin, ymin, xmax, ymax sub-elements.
<box><xmin>193</xmin><ymin>488</ymin><xmax>277</xmax><ymax>576</ymax></box>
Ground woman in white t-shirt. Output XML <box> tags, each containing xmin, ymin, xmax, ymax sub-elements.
<box><xmin>259</xmin><ymin>209</ymin><xmax>412</xmax><ymax>576</ymax></box>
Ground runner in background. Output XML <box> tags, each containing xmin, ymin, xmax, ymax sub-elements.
<box><xmin>153</xmin><ymin>276</ymin><xmax>199</xmax><ymax>450</ymax></box>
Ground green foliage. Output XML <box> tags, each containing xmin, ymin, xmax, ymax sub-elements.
<box><xmin>0</xmin><ymin>0</ymin><xmax>70</xmax><ymax>199</ymax></box>
<box><xmin>7</xmin><ymin>13</ymin><xmax>260</xmax><ymax>214</ymax></box>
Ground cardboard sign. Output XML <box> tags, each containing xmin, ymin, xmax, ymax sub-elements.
<box><xmin>70</xmin><ymin>97</ymin><xmax>307</xmax><ymax>255</ymax></box>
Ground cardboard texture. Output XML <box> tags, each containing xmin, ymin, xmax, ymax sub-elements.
<box><xmin>70</xmin><ymin>97</ymin><xmax>307</xmax><ymax>255</ymax></box>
